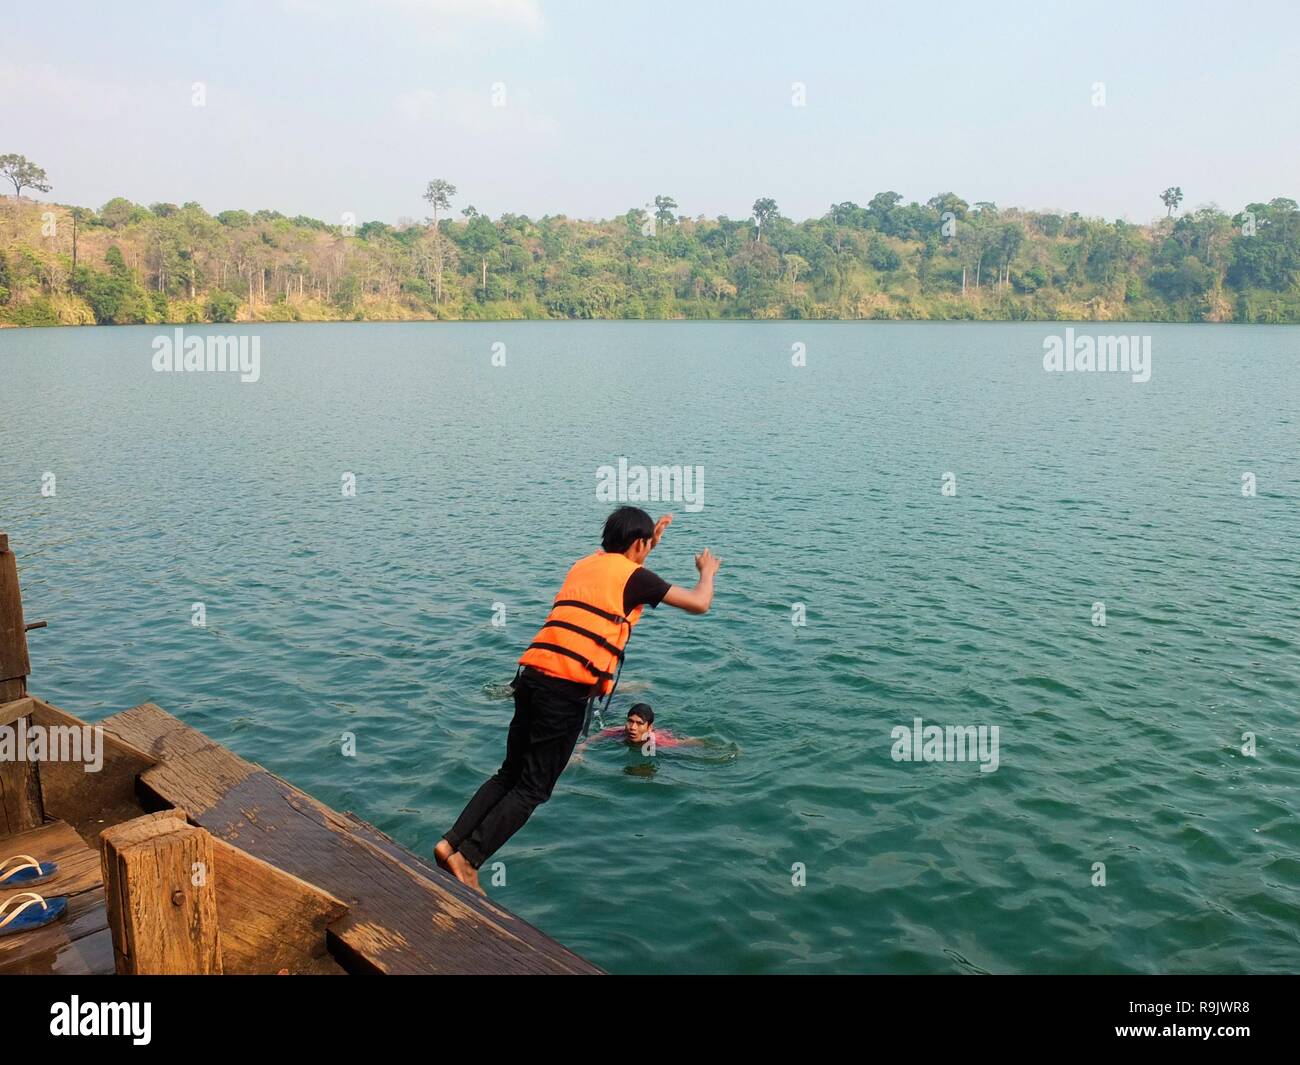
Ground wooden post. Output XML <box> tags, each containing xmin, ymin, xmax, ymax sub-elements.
<box><xmin>0</xmin><ymin>533</ymin><xmax>31</xmax><ymax>704</ymax></box>
<box><xmin>0</xmin><ymin>697</ymin><xmax>44</xmax><ymax>834</ymax></box>
<box><xmin>100</xmin><ymin>811</ymin><xmax>224</xmax><ymax>975</ymax></box>
<box><xmin>0</xmin><ymin>534</ymin><xmax>42</xmax><ymax>832</ymax></box>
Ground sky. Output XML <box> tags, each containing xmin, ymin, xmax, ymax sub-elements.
<box><xmin>4</xmin><ymin>0</ymin><xmax>1299</xmax><ymax>226</ymax></box>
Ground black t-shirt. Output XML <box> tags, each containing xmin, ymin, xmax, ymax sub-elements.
<box><xmin>624</xmin><ymin>567</ymin><xmax>671</xmax><ymax>615</ymax></box>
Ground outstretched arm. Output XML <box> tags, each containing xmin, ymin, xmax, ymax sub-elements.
<box><xmin>662</xmin><ymin>548</ymin><xmax>722</xmax><ymax>615</ymax></box>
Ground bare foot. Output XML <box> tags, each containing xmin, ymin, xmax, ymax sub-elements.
<box><xmin>446</xmin><ymin>851</ymin><xmax>484</xmax><ymax>895</ymax></box>
<box><xmin>434</xmin><ymin>838</ymin><xmax>454</xmax><ymax>871</ymax></box>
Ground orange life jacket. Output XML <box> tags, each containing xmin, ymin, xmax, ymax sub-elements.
<box><xmin>519</xmin><ymin>552</ymin><xmax>646</xmax><ymax>694</ymax></box>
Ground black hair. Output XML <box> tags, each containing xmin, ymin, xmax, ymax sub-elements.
<box><xmin>627</xmin><ymin>703</ymin><xmax>654</xmax><ymax>725</ymax></box>
<box><xmin>602</xmin><ymin>506</ymin><xmax>655</xmax><ymax>554</ymax></box>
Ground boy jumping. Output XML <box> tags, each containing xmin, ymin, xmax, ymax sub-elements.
<box><xmin>436</xmin><ymin>506</ymin><xmax>721</xmax><ymax>891</ymax></box>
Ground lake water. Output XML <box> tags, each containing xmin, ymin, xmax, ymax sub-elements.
<box><xmin>2</xmin><ymin>320</ymin><xmax>1299</xmax><ymax>974</ymax></box>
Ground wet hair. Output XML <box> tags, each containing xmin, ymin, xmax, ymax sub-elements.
<box><xmin>627</xmin><ymin>703</ymin><xmax>654</xmax><ymax>725</ymax></box>
<box><xmin>602</xmin><ymin>506</ymin><xmax>655</xmax><ymax>554</ymax></box>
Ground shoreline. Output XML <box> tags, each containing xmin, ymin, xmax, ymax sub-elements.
<box><xmin>3</xmin><ymin>316</ymin><xmax>1298</xmax><ymax>331</ymax></box>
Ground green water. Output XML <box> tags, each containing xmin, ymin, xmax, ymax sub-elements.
<box><xmin>2</xmin><ymin>320</ymin><xmax>1298</xmax><ymax>973</ymax></box>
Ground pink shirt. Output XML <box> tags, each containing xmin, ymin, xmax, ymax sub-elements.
<box><xmin>598</xmin><ymin>726</ymin><xmax>685</xmax><ymax>749</ymax></box>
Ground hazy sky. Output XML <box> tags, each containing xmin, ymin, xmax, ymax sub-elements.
<box><xmin>5</xmin><ymin>0</ymin><xmax>1298</xmax><ymax>225</ymax></box>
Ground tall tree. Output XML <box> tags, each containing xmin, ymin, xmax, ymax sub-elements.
<box><xmin>68</xmin><ymin>206</ymin><xmax>90</xmax><ymax>272</ymax></box>
<box><xmin>996</xmin><ymin>222</ymin><xmax>1026</xmax><ymax>289</ymax></box>
<box><xmin>423</xmin><ymin>179</ymin><xmax>456</xmax><ymax>303</ymax></box>
<box><xmin>752</xmin><ymin>198</ymin><xmax>778</xmax><ymax>243</ymax></box>
<box><xmin>1160</xmin><ymin>186</ymin><xmax>1184</xmax><ymax>217</ymax></box>
<box><xmin>653</xmin><ymin>195</ymin><xmax>678</xmax><ymax>233</ymax></box>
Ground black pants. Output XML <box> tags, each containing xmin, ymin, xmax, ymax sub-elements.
<box><xmin>444</xmin><ymin>668</ymin><xmax>593</xmax><ymax>868</ymax></box>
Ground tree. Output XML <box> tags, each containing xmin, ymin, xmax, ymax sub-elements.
<box><xmin>752</xmin><ymin>198</ymin><xmax>778</xmax><ymax>243</ymax></box>
<box><xmin>206</xmin><ymin>291</ymin><xmax>240</xmax><ymax>322</ymax></box>
<box><xmin>68</xmin><ymin>207</ymin><xmax>90</xmax><ymax>272</ymax></box>
<box><xmin>1160</xmin><ymin>187</ymin><xmax>1184</xmax><ymax>217</ymax></box>
<box><xmin>953</xmin><ymin>215</ymin><xmax>1005</xmax><ymax>293</ymax></box>
<box><xmin>423</xmin><ymin>178</ymin><xmax>457</xmax><ymax>303</ymax></box>
<box><xmin>102</xmin><ymin>198</ymin><xmax>147</xmax><ymax>228</ymax></box>
<box><xmin>75</xmin><ymin>244</ymin><xmax>150</xmax><ymax>323</ymax></box>
<box><xmin>461</xmin><ymin>214</ymin><xmax>500</xmax><ymax>298</ymax></box>
<box><xmin>867</xmin><ymin>191</ymin><xmax>904</xmax><ymax>234</ymax></box>
<box><xmin>996</xmin><ymin>222</ymin><xmax>1026</xmax><ymax>289</ymax></box>
<box><xmin>653</xmin><ymin>195</ymin><xmax>678</xmax><ymax>233</ymax></box>
<box><xmin>926</xmin><ymin>192</ymin><xmax>969</xmax><ymax>220</ymax></box>
<box><xmin>624</xmin><ymin>207</ymin><xmax>649</xmax><ymax>236</ymax></box>
<box><xmin>424</xmin><ymin>179</ymin><xmax>455</xmax><ymax>223</ymax></box>
<box><xmin>0</xmin><ymin>154</ymin><xmax>52</xmax><ymax>200</ymax></box>
<box><xmin>175</xmin><ymin>203</ymin><xmax>218</xmax><ymax>299</ymax></box>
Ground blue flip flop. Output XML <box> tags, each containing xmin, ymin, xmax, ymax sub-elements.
<box><xmin>0</xmin><ymin>854</ymin><xmax>58</xmax><ymax>888</ymax></box>
<box><xmin>0</xmin><ymin>892</ymin><xmax>68</xmax><ymax>936</ymax></box>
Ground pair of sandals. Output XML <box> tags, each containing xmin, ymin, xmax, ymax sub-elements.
<box><xmin>0</xmin><ymin>855</ymin><xmax>67</xmax><ymax>936</ymax></box>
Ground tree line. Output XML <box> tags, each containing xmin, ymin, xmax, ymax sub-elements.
<box><xmin>2</xmin><ymin>155</ymin><xmax>1298</xmax><ymax>326</ymax></box>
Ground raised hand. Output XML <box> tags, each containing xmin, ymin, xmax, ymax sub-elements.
<box><xmin>694</xmin><ymin>548</ymin><xmax>721</xmax><ymax>577</ymax></box>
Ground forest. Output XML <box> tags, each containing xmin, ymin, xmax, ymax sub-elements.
<box><xmin>2</xmin><ymin>156</ymin><xmax>1298</xmax><ymax>326</ymax></box>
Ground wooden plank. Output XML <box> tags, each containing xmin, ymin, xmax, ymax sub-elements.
<box><xmin>209</xmin><ymin>835</ymin><xmax>348</xmax><ymax>975</ymax></box>
<box><xmin>0</xmin><ymin>926</ymin><xmax>115</xmax><ymax>975</ymax></box>
<box><xmin>181</xmin><ymin>770</ymin><xmax>598</xmax><ymax>973</ymax></box>
<box><xmin>98</xmin><ymin>701</ymin><xmax>221</xmax><ymax>762</ymax></box>
<box><xmin>143</xmin><ymin>743</ymin><xmax>258</xmax><ymax>815</ymax></box>
<box><xmin>0</xmin><ymin>889</ymin><xmax>113</xmax><ymax>975</ymax></box>
<box><xmin>0</xmin><ymin>747</ymin><xmax>44</xmax><ymax>836</ymax></box>
<box><xmin>100</xmin><ymin>814</ymin><xmax>223</xmax><ymax>974</ymax></box>
<box><xmin>0</xmin><ymin>535</ymin><xmax>30</xmax><ymax>694</ymax></box>
<box><xmin>28</xmin><ymin>698</ymin><xmax>156</xmax><ymax>845</ymax></box>
<box><xmin>1</xmin><ymin>700</ymin><xmax>46</xmax><ymax>836</ymax></box>
<box><xmin>0</xmin><ymin>696</ymin><xmax>36</xmax><ymax>728</ymax></box>
<box><xmin>0</xmin><ymin>820</ymin><xmax>114</xmax><ymax>976</ymax></box>
<box><xmin>0</xmin><ymin>699</ymin><xmax>45</xmax><ymax>834</ymax></box>
<box><xmin>109</xmin><ymin>703</ymin><xmax>600</xmax><ymax>973</ymax></box>
<box><xmin>0</xmin><ymin>819</ymin><xmax>103</xmax><ymax>895</ymax></box>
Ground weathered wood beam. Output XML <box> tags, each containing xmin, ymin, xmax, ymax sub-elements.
<box><xmin>0</xmin><ymin>532</ymin><xmax>31</xmax><ymax>703</ymax></box>
<box><xmin>0</xmin><ymin>698</ymin><xmax>44</xmax><ymax>834</ymax></box>
<box><xmin>100</xmin><ymin>811</ymin><xmax>223</xmax><ymax>975</ymax></box>
<box><xmin>210</xmin><ymin>836</ymin><xmax>348</xmax><ymax>975</ymax></box>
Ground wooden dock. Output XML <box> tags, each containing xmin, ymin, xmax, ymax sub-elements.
<box><xmin>0</xmin><ymin>532</ymin><xmax>600</xmax><ymax>975</ymax></box>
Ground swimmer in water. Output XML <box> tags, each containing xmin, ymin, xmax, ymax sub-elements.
<box><xmin>571</xmin><ymin>703</ymin><xmax>702</xmax><ymax>762</ymax></box>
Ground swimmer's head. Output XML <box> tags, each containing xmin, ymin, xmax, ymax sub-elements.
<box><xmin>625</xmin><ymin>703</ymin><xmax>654</xmax><ymax>743</ymax></box>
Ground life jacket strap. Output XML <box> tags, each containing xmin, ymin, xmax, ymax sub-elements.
<box><xmin>551</xmin><ymin>599</ymin><xmax>628</xmax><ymax>626</ymax></box>
<box><xmin>524</xmin><ymin>641</ymin><xmax>616</xmax><ymax>682</ymax></box>
<box><xmin>537</xmin><ymin>619</ymin><xmax>626</xmax><ymax>661</ymax></box>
